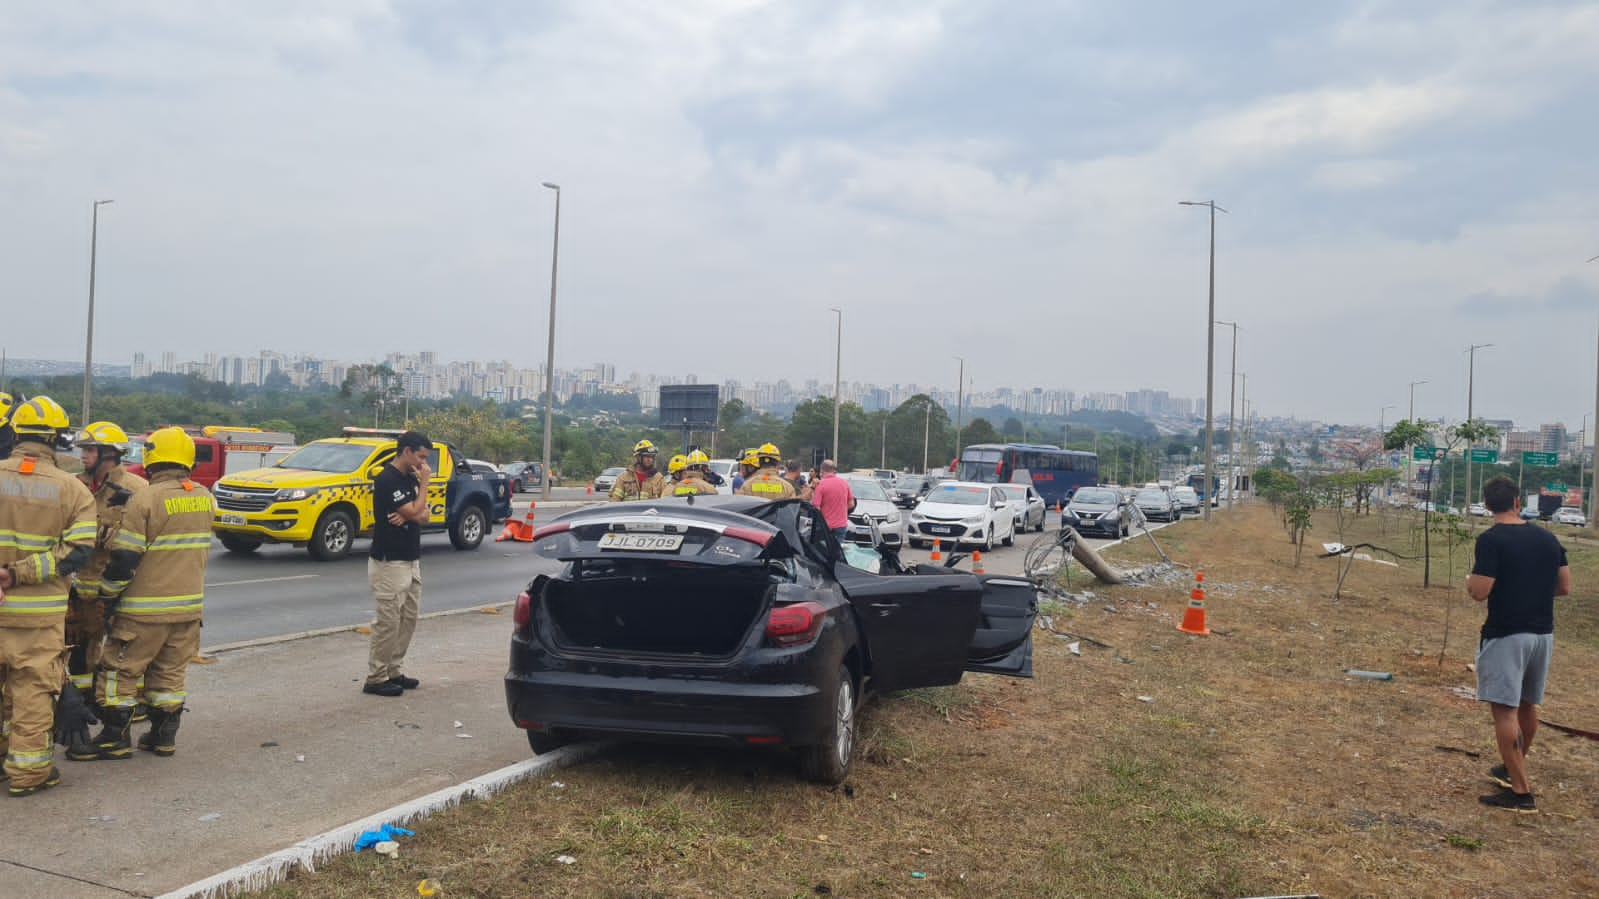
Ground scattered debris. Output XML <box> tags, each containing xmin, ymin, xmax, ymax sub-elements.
<box><xmin>1446</xmin><ymin>685</ymin><xmax>1478</xmax><ymax>701</ymax></box>
<box><xmin>394</xmin><ymin>721</ymin><xmax>421</xmax><ymax>730</ymax></box>
<box><xmin>374</xmin><ymin>841</ymin><xmax>400</xmax><ymax>859</ymax></box>
<box><xmin>555</xmin><ymin>855</ymin><xmax>577</xmax><ymax>865</ymax></box>
<box><xmin>453</xmin><ymin>721</ymin><xmax>464</xmax><ymax>729</ymax></box>
<box><xmin>1345</xmin><ymin>669</ymin><xmax>1393</xmax><ymax>681</ymax></box>
<box><xmin>479</xmin><ymin>606</ymin><xmax>502</xmax><ymax>614</ymax></box>
<box><xmin>1542</xmin><ymin>719</ymin><xmax>1599</xmax><ymax>742</ymax></box>
<box><xmin>198</xmin><ymin>813</ymin><xmax>222</xmax><ymax>822</ymax></box>
<box><xmin>417</xmin><ymin>878</ymin><xmax>440</xmax><ymax>896</ymax></box>
<box><xmin>457</xmin><ymin>733</ymin><xmax>474</xmax><ymax>739</ymax></box>
<box><xmin>354</xmin><ymin>824</ymin><xmax>415</xmax><ymax>852</ymax></box>
<box><xmin>1434</xmin><ymin>745</ymin><xmax>1483</xmax><ymax>759</ymax></box>
<box><xmin>86</xmin><ymin>815</ymin><xmax>115</xmax><ymax>822</ymax></box>
<box><xmin>1137</xmin><ymin>695</ymin><xmax>1154</xmax><ymax>703</ymax></box>
<box><xmin>296</xmin><ymin>754</ymin><xmax>307</xmax><ymax>763</ymax></box>
<box><xmin>1066</xmin><ymin>641</ymin><xmax>1081</xmax><ymax>656</ymax></box>
<box><xmin>550</xmin><ymin>781</ymin><xmax>565</xmax><ymax>789</ymax></box>
<box><xmin>260</xmin><ymin>741</ymin><xmax>279</xmax><ymax>748</ymax></box>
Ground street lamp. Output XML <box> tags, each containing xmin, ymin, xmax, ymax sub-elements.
<box><xmin>1180</xmin><ymin>199</ymin><xmax>1227</xmax><ymax>521</ymax></box>
<box><xmin>83</xmin><ymin>198</ymin><xmax>114</xmax><ymax>422</ymax></box>
<box><xmin>539</xmin><ymin>181</ymin><xmax>561</xmax><ymax>500</ymax></box>
<box><xmin>1465</xmin><ymin>343</ymin><xmax>1493</xmax><ymax>512</ymax></box>
<box><xmin>1407</xmin><ymin>379</ymin><xmax>1428</xmax><ymax>494</ymax></box>
<box><xmin>831</xmin><ymin>307</ymin><xmax>842</xmax><ymax>463</ymax></box>
<box><xmin>953</xmin><ymin>356</ymin><xmax>965</xmax><ymax>467</ymax></box>
<box><xmin>1215</xmin><ymin>319</ymin><xmax>1238</xmax><ymax>506</ymax></box>
<box><xmin>922</xmin><ymin>396</ymin><xmax>931</xmax><ymax>473</ymax></box>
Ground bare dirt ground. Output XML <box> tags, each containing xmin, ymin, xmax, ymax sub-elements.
<box><xmin>255</xmin><ymin>501</ymin><xmax>1599</xmax><ymax>898</ymax></box>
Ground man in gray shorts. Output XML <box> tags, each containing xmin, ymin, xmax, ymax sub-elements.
<box><xmin>1467</xmin><ymin>476</ymin><xmax>1571</xmax><ymax>812</ymax></box>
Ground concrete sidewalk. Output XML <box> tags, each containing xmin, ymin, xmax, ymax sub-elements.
<box><xmin>1</xmin><ymin>610</ymin><xmax>533</xmax><ymax>898</ymax></box>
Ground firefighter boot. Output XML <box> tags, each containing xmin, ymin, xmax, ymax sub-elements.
<box><xmin>137</xmin><ymin>705</ymin><xmax>182</xmax><ymax>757</ymax></box>
<box><xmin>66</xmin><ymin>706</ymin><xmax>133</xmax><ymax>761</ymax></box>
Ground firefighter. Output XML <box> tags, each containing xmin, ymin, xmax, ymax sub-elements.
<box><xmin>663</xmin><ymin>454</ymin><xmax>689</xmax><ymax>491</ymax></box>
<box><xmin>669</xmin><ymin>450</ymin><xmax>719</xmax><ymax>497</ymax></box>
<box><xmin>0</xmin><ymin>391</ymin><xmax>16</xmax><ymax>460</ymax></box>
<box><xmin>608</xmin><ymin>439</ymin><xmax>665</xmax><ymax>502</ymax></box>
<box><xmin>0</xmin><ymin>396</ymin><xmax>98</xmax><ymax>796</ymax></box>
<box><xmin>69</xmin><ymin>422</ymin><xmax>148</xmax><ymax>702</ymax></box>
<box><xmin>69</xmin><ymin>427</ymin><xmax>213</xmax><ymax>762</ymax></box>
<box><xmin>736</xmin><ymin>443</ymin><xmax>796</xmax><ymax>500</ymax></box>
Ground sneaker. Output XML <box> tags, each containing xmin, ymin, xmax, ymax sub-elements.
<box><xmin>1478</xmin><ymin>790</ymin><xmax>1536</xmax><ymax>813</ymax></box>
<box><xmin>362</xmin><ymin>680</ymin><xmax>404</xmax><ymax>697</ymax></box>
<box><xmin>1487</xmin><ymin>764</ymin><xmax>1513</xmax><ymax>789</ymax></box>
<box><xmin>388</xmin><ymin>675</ymin><xmax>420</xmax><ymax>690</ymax></box>
<box><xmin>7</xmin><ymin>767</ymin><xmax>61</xmax><ymax>798</ymax></box>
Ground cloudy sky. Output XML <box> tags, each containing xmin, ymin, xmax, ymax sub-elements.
<box><xmin>4</xmin><ymin>1</ymin><xmax>1597</xmax><ymax>429</ymax></box>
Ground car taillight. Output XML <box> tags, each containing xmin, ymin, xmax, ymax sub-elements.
<box><xmin>513</xmin><ymin>590</ymin><xmax>533</xmax><ymax>628</ymax></box>
<box><xmin>766</xmin><ymin>601</ymin><xmax>827</xmax><ymax>647</ymax></box>
<box><xmin>530</xmin><ymin>521</ymin><xmax>570</xmax><ymax>541</ymax></box>
<box><xmin>722</xmin><ymin>526</ymin><xmax>772</xmax><ymax>547</ymax></box>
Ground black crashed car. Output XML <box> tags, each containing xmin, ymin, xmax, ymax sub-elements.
<box><xmin>505</xmin><ymin>495</ymin><xmax>1036</xmax><ymax>784</ymax></box>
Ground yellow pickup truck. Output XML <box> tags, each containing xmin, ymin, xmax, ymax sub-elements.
<box><xmin>211</xmin><ymin>428</ymin><xmax>513</xmax><ymax>561</ymax></box>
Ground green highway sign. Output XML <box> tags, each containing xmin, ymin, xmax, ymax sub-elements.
<box><xmin>1547</xmin><ymin>483</ymin><xmax>1567</xmax><ymax>493</ymax></box>
<box><xmin>1412</xmin><ymin>445</ymin><xmax>1443</xmax><ymax>461</ymax></box>
<box><xmin>1522</xmin><ymin>451</ymin><xmax>1558</xmax><ymax>467</ymax></box>
<box><xmin>1468</xmin><ymin>448</ymin><xmax>1498</xmax><ymax>463</ymax></box>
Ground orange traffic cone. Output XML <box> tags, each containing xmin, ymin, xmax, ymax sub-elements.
<box><xmin>586</xmin><ymin>483</ymin><xmax>593</xmax><ymax>495</ymax></box>
<box><xmin>1177</xmin><ymin>570</ymin><xmax>1211</xmax><ymax>636</ymax></box>
<box><xmin>971</xmin><ymin>550</ymin><xmax>984</xmax><ymax>574</ymax></box>
<box><xmin>930</xmin><ymin>539</ymin><xmax>942</xmax><ymax>562</ymax></box>
<box><xmin>499</xmin><ymin>503</ymin><xmax>538</xmax><ymax>542</ymax></box>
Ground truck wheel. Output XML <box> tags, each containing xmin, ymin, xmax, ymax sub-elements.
<box><xmin>450</xmin><ymin>505</ymin><xmax>487</xmax><ymax>551</ymax></box>
<box><xmin>219</xmin><ymin>534</ymin><xmax>262</xmax><ymax>555</ymax></box>
<box><xmin>309</xmin><ymin>509</ymin><xmax>355</xmax><ymax>561</ymax></box>
<box><xmin>525</xmin><ymin>729</ymin><xmax>568</xmax><ymax>755</ymax></box>
<box><xmin>798</xmin><ymin>664</ymin><xmax>856</xmax><ymax>785</ymax></box>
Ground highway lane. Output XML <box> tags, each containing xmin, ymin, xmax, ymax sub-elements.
<box><xmin>194</xmin><ymin>501</ymin><xmax>1180</xmax><ymax>646</ymax></box>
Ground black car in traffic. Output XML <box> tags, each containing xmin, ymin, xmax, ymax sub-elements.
<box><xmin>505</xmin><ymin>496</ymin><xmax>1036</xmax><ymax>783</ymax></box>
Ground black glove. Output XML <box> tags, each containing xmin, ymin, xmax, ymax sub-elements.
<box><xmin>54</xmin><ymin>682</ymin><xmax>98</xmax><ymax>748</ymax></box>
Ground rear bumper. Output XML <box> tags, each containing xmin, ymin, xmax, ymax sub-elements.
<box><xmin>505</xmin><ymin>637</ymin><xmax>840</xmax><ymax>747</ymax></box>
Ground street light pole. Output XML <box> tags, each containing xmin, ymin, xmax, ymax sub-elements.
<box><xmin>1180</xmin><ymin>199</ymin><xmax>1227</xmax><ymax>521</ymax></box>
<box><xmin>953</xmin><ymin>356</ymin><xmax>965</xmax><ymax>468</ymax></box>
<box><xmin>539</xmin><ymin>182</ymin><xmax>561</xmax><ymax>500</ymax></box>
<box><xmin>83</xmin><ymin>198</ymin><xmax>114</xmax><ymax>422</ymax></box>
<box><xmin>1465</xmin><ymin>343</ymin><xmax>1493</xmax><ymax>512</ymax></box>
<box><xmin>831</xmin><ymin>307</ymin><xmax>842</xmax><ymax>463</ymax></box>
<box><xmin>1238</xmin><ymin>372</ymin><xmax>1248</xmax><ymax>493</ymax></box>
<box><xmin>1216</xmin><ymin>319</ymin><xmax>1238</xmax><ymax>506</ymax></box>
<box><xmin>922</xmin><ymin>397</ymin><xmax>931</xmax><ymax>473</ymax></box>
<box><xmin>1408</xmin><ymin>379</ymin><xmax>1428</xmax><ymax>496</ymax></box>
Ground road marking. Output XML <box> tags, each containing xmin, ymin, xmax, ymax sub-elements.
<box><xmin>205</xmin><ymin>574</ymin><xmax>322</xmax><ymax>588</ymax></box>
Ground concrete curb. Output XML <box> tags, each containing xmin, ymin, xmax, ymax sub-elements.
<box><xmin>155</xmin><ymin>743</ymin><xmax>605</xmax><ymax>899</ymax></box>
<box><xmin>200</xmin><ymin>601</ymin><xmax>514</xmax><ymax>657</ymax></box>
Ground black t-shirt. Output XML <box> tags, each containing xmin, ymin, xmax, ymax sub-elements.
<box><xmin>370</xmin><ymin>463</ymin><xmax>422</xmax><ymax>562</ymax></box>
<box><xmin>1472</xmin><ymin>522</ymin><xmax>1567</xmax><ymax>639</ymax></box>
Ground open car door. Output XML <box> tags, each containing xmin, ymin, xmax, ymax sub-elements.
<box><xmin>831</xmin><ymin>561</ymin><xmax>982</xmax><ymax>693</ymax></box>
<box><xmin>966</xmin><ymin>574</ymin><xmax>1037</xmax><ymax>677</ymax></box>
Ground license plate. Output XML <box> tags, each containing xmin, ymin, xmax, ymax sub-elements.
<box><xmin>598</xmin><ymin>532</ymin><xmax>684</xmax><ymax>552</ymax></box>
<box><xmin>927</xmin><ymin>524</ymin><xmax>954</xmax><ymax>535</ymax></box>
<box><xmin>220</xmin><ymin>514</ymin><xmax>246</xmax><ymax>526</ymax></box>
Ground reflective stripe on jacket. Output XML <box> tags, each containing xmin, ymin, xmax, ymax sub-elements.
<box><xmin>104</xmin><ymin>469</ymin><xmax>214</xmax><ymax>622</ymax></box>
<box><xmin>609</xmin><ymin>468</ymin><xmax>665</xmax><ymax>502</ymax></box>
<box><xmin>737</xmin><ymin>468</ymin><xmax>797</xmax><ymax>501</ymax></box>
<box><xmin>74</xmin><ymin>465</ymin><xmax>148</xmax><ymax>595</ymax></box>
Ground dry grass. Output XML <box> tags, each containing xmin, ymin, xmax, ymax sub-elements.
<box><xmin>256</xmin><ymin>502</ymin><xmax>1599</xmax><ymax>898</ymax></box>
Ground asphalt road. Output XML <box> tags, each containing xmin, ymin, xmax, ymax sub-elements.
<box><xmin>196</xmin><ymin>497</ymin><xmax>1177</xmax><ymax>646</ymax></box>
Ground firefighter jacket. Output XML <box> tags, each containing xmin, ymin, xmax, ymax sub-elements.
<box><xmin>609</xmin><ymin>467</ymin><xmax>665</xmax><ymax>502</ymax></box>
<box><xmin>0</xmin><ymin>441</ymin><xmax>97</xmax><ymax>628</ymax></box>
<box><xmin>100</xmin><ymin>468</ymin><xmax>214</xmax><ymax>624</ymax></box>
<box><xmin>73</xmin><ymin>465</ymin><xmax>149</xmax><ymax>598</ymax></box>
<box><xmin>737</xmin><ymin>467</ymin><xmax>797</xmax><ymax>501</ymax></box>
<box><xmin>667</xmin><ymin>473</ymin><xmax>719</xmax><ymax>496</ymax></box>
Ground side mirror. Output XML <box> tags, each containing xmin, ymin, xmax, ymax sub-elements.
<box><xmin>367</xmin><ymin>465</ymin><xmax>384</xmax><ymax>480</ymax></box>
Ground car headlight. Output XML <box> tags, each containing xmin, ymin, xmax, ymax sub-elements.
<box><xmin>910</xmin><ymin>511</ymin><xmax>924</xmax><ymax>521</ymax></box>
<box><xmin>964</xmin><ymin>514</ymin><xmax>985</xmax><ymax>524</ymax></box>
<box><xmin>273</xmin><ymin>487</ymin><xmax>321</xmax><ymax>502</ymax></box>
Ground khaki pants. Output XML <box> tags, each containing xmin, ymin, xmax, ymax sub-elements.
<box><xmin>0</xmin><ymin>622</ymin><xmax>65</xmax><ymax>788</ymax></box>
<box><xmin>367</xmin><ymin>559</ymin><xmax>421</xmax><ymax>686</ymax></box>
<box><xmin>96</xmin><ymin>618</ymin><xmax>200</xmax><ymax>712</ymax></box>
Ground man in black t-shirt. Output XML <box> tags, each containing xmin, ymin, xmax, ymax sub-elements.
<box><xmin>363</xmin><ymin>430</ymin><xmax>433</xmax><ymax>698</ymax></box>
<box><xmin>1467</xmin><ymin>475</ymin><xmax>1572</xmax><ymax>812</ymax></box>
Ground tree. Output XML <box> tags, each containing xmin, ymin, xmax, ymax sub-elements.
<box><xmin>341</xmin><ymin>364</ymin><xmax>405</xmax><ymax>427</ymax></box>
<box><xmin>1002</xmin><ymin>417</ymin><xmax>1024</xmax><ymax>441</ymax></box>
<box><xmin>885</xmin><ymin>395</ymin><xmax>951</xmax><ymax>472</ymax></box>
<box><xmin>963</xmin><ymin>418</ymin><xmax>1000</xmax><ymax>446</ymax></box>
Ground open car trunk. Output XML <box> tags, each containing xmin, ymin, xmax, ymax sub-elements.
<box><xmin>543</xmin><ymin>559</ymin><xmax>774</xmax><ymax>657</ymax></box>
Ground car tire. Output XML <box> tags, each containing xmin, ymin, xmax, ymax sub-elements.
<box><xmin>219</xmin><ymin>534</ymin><xmax>262</xmax><ymax>554</ymax></box>
<box><xmin>1001</xmin><ymin>522</ymin><xmax>1014</xmax><ymax>547</ymax></box>
<box><xmin>525</xmin><ymin>729</ymin><xmax>568</xmax><ymax>755</ymax></box>
<box><xmin>450</xmin><ymin>504</ymin><xmax>487</xmax><ymax>551</ymax></box>
<box><xmin>798</xmin><ymin>664</ymin><xmax>856</xmax><ymax>785</ymax></box>
<box><xmin>984</xmin><ymin>527</ymin><xmax>995</xmax><ymax>552</ymax></box>
<box><xmin>308</xmin><ymin>508</ymin><xmax>356</xmax><ymax>561</ymax></box>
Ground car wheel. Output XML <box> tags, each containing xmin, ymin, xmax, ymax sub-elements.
<box><xmin>308</xmin><ymin>508</ymin><xmax>355</xmax><ymax>561</ymax></box>
<box><xmin>1001</xmin><ymin>521</ymin><xmax>1014</xmax><ymax>547</ymax></box>
<box><xmin>451</xmin><ymin>504</ymin><xmax>487</xmax><ymax>550</ymax></box>
<box><xmin>219</xmin><ymin>534</ymin><xmax>262</xmax><ymax>554</ymax></box>
<box><xmin>984</xmin><ymin>527</ymin><xmax>995</xmax><ymax>552</ymax></box>
<box><xmin>798</xmin><ymin>664</ymin><xmax>856</xmax><ymax>785</ymax></box>
<box><xmin>526</xmin><ymin>729</ymin><xmax>568</xmax><ymax>755</ymax></box>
